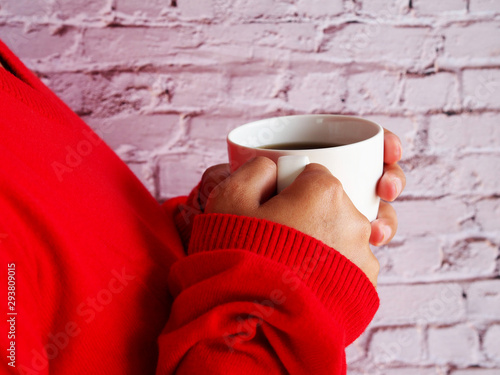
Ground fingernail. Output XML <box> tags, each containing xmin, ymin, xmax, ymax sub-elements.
<box><xmin>383</xmin><ymin>226</ymin><xmax>392</xmax><ymax>243</ymax></box>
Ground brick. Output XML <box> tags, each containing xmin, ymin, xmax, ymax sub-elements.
<box><xmin>205</xmin><ymin>22</ymin><xmax>316</xmax><ymax>53</ymax></box>
<box><xmin>84</xmin><ymin>114</ymin><xmax>181</xmax><ymax>150</ymax></box>
<box><xmin>475</xmin><ymin>198</ymin><xmax>500</xmax><ymax>232</ymax></box>
<box><xmin>469</xmin><ymin>0</ymin><xmax>500</xmax><ymax>12</ymax></box>
<box><xmin>228</xmin><ymin>74</ymin><xmax>277</xmax><ymax>103</ymax></box>
<box><xmin>295</xmin><ymin>0</ymin><xmax>344</xmax><ymax>18</ymax></box>
<box><xmin>375</xmin><ymin>237</ymin><xmax>442</xmax><ymax>281</ymax></box>
<box><xmin>399</xmin><ymin>156</ymin><xmax>454</xmax><ymax>197</ymax></box>
<box><xmin>370</xmin><ymin>327</ymin><xmax>423</xmax><ymax>364</ymax></box>
<box><xmin>427</xmin><ymin>325</ymin><xmax>481</xmax><ymax>366</ymax></box>
<box><xmin>183</xmin><ymin>119</ymin><xmax>228</xmax><ymax>166</ymax></box>
<box><xmin>45</xmin><ymin>72</ymin><xmax>156</xmax><ymax>116</ymax></box>
<box><xmin>177</xmin><ymin>0</ymin><xmax>214</xmax><ymax>18</ymax></box>
<box><xmin>453</xmin><ymin>154</ymin><xmax>500</xmax><ymax>195</ymax></box>
<box><xmin>440</xmin><ymin>239</ymin><xmax>498</xmax><ymax>278</ymax></box>
<box><xmin>0</xmin><ymin>0</ymin><xmax>52</xmax><ymax>17</ymax></box>
<box><xmin>228</xmin><ymin>0</ymin><xmax>294</xmax><ymax>20</ymax></box>
<box><xmin>412</xmin><ymin>0</ymin><xmax>467</xmax><ymax>14</ymax></box>
<box><xmin>443</xmin><ymin>23</ymin><xmax>500</xmax><ymax>60</ymax></box>
<box><xmin>361</xmin><ymin>0</ymin><xmax>410</xmax><ymax>15</ymax></box>
<box><xmin>321</xmin><ymin>25</ymin><xmax>433</xmax><ymax>66</ymax></box>
<box><xmin>403</xmin><ymin>73</ymin><xmax>459</xmax><ymax>112</ymax></box>
<box><xmin>463</xmin><ymin>69</ymin><xmax>500</xmax><ymax>111</ymax></box>
<box><xmin>43</xmin><ymin>73</ymin><xmax>90</xmax><ymax>114</ymax></box>
<box><xmin>345</xmin><ymin>336</ymin><xmax>366</xmax><ymax>364</ymax></box>
<box><xmin>381</xmin><ymin>369</ymin><xmax>440</xmax><ymax>375</ymax></box>
<box><xmin>115</xmin><ymin>0</ymin><xmax>172</xmax><ymax>17</ymax></box>
<box><xmin>343</xmin><ymin>371</ymin><xmax>364</xmax><ymax>375</ymax></box>
<box><xmin>374</xmin><ymin>283</ymin><xmax>465</xmax><ymax>326</ymax></box>
<box><xmin>345</xmin><ymin>71</ymin><xmax>400</xmax><ymax>114</ymax></box>
<box><xmin>452</xmin><ymin>370</ymin><xmax>500</xmax><ymax>375</ymax></box>
<box><xmin>90</xmin><ymin>72</ymin><xmax>161</xmax><ymax>116</ymax></box>
<box><xmin>401</xmin><ymin>153</ymin><xmax>500</xmax><ymax>200</ymax></box>
<box><xmin>191</xmin><ymin>43</ymin><xmax>256</xmax><ymax>67</ymax></box>
<box><xmin>81</xmin><ymin>27</ymin><xmax>203</xmax><ymax>64</ymax></box>
<box><xmin>428</xmin><ymin>113</ymin><xmax>500</xmax><ymax>151</ymax></box>
<box><xmin>167</xmin><ymin>72</ymin><xmax>228</xmax><ymax>110</ymax></box>
<box><xmin>365</xmin><ymin>115</ymin><xmax>417</xmax><ymax>159</ymax></box>
<box><xmin>0</xmin><ymin>25</ymin><xmax>77</xmax><ymax>61</ymax></box>
<box><xmin>467</xmin><ymin>280</ymin><xmax>500</xmax><ymax>320</ymax></box>
<box><xmin>187</xmin><ymin>115</ymin><xmax>251</xmax><ymax>142</ymax></box>
<box><xmin>390</xmin><ymin>198</ymin><xmax>470</xmax><ymax>236</ymax></box>
<box><xmin>52</xmin><ymin>0</ymin><xmax>107</xmax><ymax>18</ymax></box>
<box><xmin>158</xmin><ymin>152</ymin><xmax>205</xmax><ymax>199</ymax></box>
<box><xmin>287</xmin><ymin>72</ymin><xmax>346</xmax><ymax>113</ymax></box>
<box><xmin>484</xmin><ymin>324</ymin><xmax>500</xmax><ymax>361</ymax></box>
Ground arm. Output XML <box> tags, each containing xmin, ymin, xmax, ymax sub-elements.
<box><xmin>157</xmin><ymin>158</ymin><xmax>380</xmax><ymax>374</ymax></box>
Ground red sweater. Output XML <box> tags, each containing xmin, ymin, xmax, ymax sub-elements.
<box><xmin>0</xmin><ymin>39</ymin><xmax>378</xmax><ymax>375</ymax></box>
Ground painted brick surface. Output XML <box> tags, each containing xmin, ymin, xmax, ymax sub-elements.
<box><xmin>453</xmin><ymin>370</ymin><xmax>500</xmax><ymax>375</ymax></box>
<box><xmin>412</xmin><ymin>0</ymin><xmax>467</xmax><ymax>14</ymax></box>
<box><xmin>374</xmin><ymin>283</ymin><xmax>466</xmax><ymax>326</ymax></box>
<box><xmin>427</xmin><ymin>324</ymin><xmax>482</xmax><ymax>366</ymax></box>
<box><xmin>470</xmin><ymin>0</ymin><xmax>500</xmax><ymax>12</ymax></box>
<box><xmin>370</xmin><ymin>326</ymin><xmax>423</xmax><ymax>364</ymax></box>
<box><xmin>483</xmin><ymin>324</ymin><xmax>500</xmax><ymax>362</ymax></box>
<box><xmin>1</xmin><ymin>0</ymin><xmax>499</xmax><ymax>373</ymax></box>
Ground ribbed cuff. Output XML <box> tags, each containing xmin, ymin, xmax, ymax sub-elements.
<box><xmin>188</xmin><ymin>213</ymin><xmax>379</xmax><ymax>345</ymax></box>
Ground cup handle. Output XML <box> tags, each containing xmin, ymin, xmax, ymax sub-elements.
<box><xmin>277</xmin><ymin>155</ymin><xmax>310</xmax><ymax>193</ymax></box>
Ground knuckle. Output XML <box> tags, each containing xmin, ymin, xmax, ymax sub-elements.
<box><xmin>201</xmin><ymin>164</ymin><xmax>221</xmax><ymax>182</ymax></box>
<box><xmin>202</xmin><ymin>164</ymin><xmax>229</xmax><ymax>185</ymax></box>
<box><xmin>303</xmin><ymin>164</ymin><xmax>341</xmax><ymax>192</ymax></box>
<box><xmin>359</xmin><ymin>218</ymin><xmax>372</xmax><ymax>242</ymax></box>
<box><xmin>251</xmin><ymin>156</ymin><xmax>276</xmax><ymax>172</ymax></box>
<box><xmin>314</xmin><ymin>173</ymin><xmax>343</xmax><ymax>201</ymax></box>
<box><xmin>202</xmin><ymin>165</ymin><xmax>217</xmax><ymax>177</ymax></box>
<box><xmin>370</xmin><ymin>252</ymin><xmax>380</xmax><ymax>276</ymax></box>
<box><xmin>200</xmin><ymin>164</ymin><xmax>231</xmax><ymax>204</ymax></box>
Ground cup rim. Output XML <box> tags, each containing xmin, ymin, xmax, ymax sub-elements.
<box><xmin>227</xmin><ymin>114</ymin><xmax>383</xmax><ymax>152</ymax></box>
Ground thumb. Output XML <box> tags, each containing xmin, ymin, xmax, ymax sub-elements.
<box><xmin>199</xmin><ymin>164</ymin><xmax>231</xmax><ymax>211</ymax></box>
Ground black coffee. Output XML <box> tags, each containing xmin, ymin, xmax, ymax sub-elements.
<box><xmin>258</xmin><ymin>142</ymin><xmax>344</xmax><ymax>150</ymax></box>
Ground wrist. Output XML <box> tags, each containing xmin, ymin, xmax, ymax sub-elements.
<box><xmin>189</xmin><ymin>213</ymin><xmax>379</xmax><ymax>345</ymax></box>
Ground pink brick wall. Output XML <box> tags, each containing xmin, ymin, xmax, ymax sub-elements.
<box><xmin>1</xmin><ymin>0</ymin><xmax>499</xmax><ymax>373</ymax></box>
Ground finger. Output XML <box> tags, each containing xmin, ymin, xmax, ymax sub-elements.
<box><xmin>206</xmin><ymin>157</ymin><xmax>277</xmax><ymax>214</ymax></box>
<box><xmin>369</xmin><ymin>201</ymin><xmax>397</xmax><ymax>246</ymax></box>
<box><xmin>260</xmin><ymin>163</ymin><xmax>353</xmax><ymax>247</ymax></box>
<box><xmin>263</xmin><ymin>163</ymin><xmax>349</xmax><ymax>228</ymax></box>
<box><xmin>384</xmin><ymin>128</ymin><xmax>402</xmax><ymax>164</ymax></box>
<box><xmin>275</xmin><ymin>163</ymin><xmax>343</xmax><ymax>205</ymax></box>
<box><xmin>199</xmin><ymin>164</ymin><xmax>231</xmax><ymax>211</ymax></box>
<box><xmin>376</xmin><ymin>163</ymin><xmax>406</xmax><ymax>202</ymax></box>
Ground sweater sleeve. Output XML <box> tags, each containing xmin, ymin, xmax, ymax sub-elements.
<box><xmin>155</xmin><ymin>213</ymin><xmax>379</xmax><ymax>375</ymax></box>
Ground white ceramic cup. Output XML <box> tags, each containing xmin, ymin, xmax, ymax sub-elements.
<box><xmin>227</xmin><ymin>114</ymin><xmax>384</xmax><ymax>222</ymax></box>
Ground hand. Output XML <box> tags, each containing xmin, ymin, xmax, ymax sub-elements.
<box><xmin>177</xmin><ymin>128</ymin><xmax>406</xmax><ymax>249</ymax></box>
<box><xmin>205</xmin><ymin>157</ymin><xmax>379</xmax><ymax>287</ymax></box>
<box><xmin>369</xmin><ymin>129</ymin><xmax>406</xmax><ymax>246</ymax></box>
<box><xmin>174</xmin><ymin>164</ymin><xmax>230</xmax><ymax>248</ymax></box>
